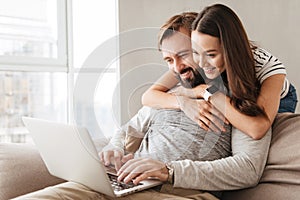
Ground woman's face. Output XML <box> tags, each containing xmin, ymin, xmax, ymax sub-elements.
<box><xmin>191</xmin><ymin>31</ymin><xmax>226</xmax><ymax>80</ymax></box>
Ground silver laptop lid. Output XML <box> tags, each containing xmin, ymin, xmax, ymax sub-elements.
<box><xmin>22</xmin><ymin>117</ymin><xmax>116</xmax><ymax>197</ymax></box>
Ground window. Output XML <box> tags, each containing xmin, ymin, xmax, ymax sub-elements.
<box><xmin>72</xmin><ymin>0</ymin><xmax>118</xmax><ymax>139</ymax></box>
<box><xmin>0</xmin><ymin>0</ymin><xmax>118</xmax><ymax>143</ymax></box>
<box><xmin>0</xmin><ymin>0</ymin><xmax>66</xmax><ymax>68</ymax></box>
<box><xmin>0</xmin><ymin>71</ymin><xmax>67</xmax><ymax>143</ymax></box>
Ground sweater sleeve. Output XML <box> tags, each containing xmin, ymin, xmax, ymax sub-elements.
<box><xmin>171</xmin><ymin>127</ymin><xmax>272</xmax><ymax>191</ymax></box>
<box><xmin>101</xmin><ymin>106</ymin><xmax>153</xmax><ymax>153</ymax></box>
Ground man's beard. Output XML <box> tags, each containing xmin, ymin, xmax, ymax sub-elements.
<box><xmin>176</xmin><ymin>67</ymin><xmax>206</xmax><ymax>88</ymax></box>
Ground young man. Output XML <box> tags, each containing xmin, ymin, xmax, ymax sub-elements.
<box><xmin>14</xmin><ymin>12</ymin><xmax>271</xmax><ymax>200</ymax></box>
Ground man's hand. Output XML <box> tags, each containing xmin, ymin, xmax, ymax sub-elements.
<box><xmin>117</xmin><ymin>158</ymin><xmax>168</xmax><ymax>185</ymax></box>
<box><xmin>176</xmin><ymin>96</ymin><xmax>227</xmax><ymax>132</ymax></box>
<box><xmin>99</xmin><ymin>149</ymin><xmax>133</xmax><ymax>171</ymax></box>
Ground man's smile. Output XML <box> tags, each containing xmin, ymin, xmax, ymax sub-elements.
<box><xmin>179</xmin><ymin>67</ymin><xmax>193</xmax><ymax>79</ymax></box>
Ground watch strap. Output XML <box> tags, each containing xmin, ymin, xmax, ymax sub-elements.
<box><xmin>203</xmin><ymin>90</ymin><xmax>212</xmax><ymax>101</ymax></box>
<box><xmin>204</xmin><ymin>85</ymin><xmax>219</xmax><ymax>101</ymax></box>
<box><xmin>165</xmin><ymin>163</ymin><xmax>174</xmax><ymax>184</ymax></box>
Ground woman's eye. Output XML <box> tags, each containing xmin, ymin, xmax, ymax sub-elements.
<box><xmin>207</xmin><ymin>54</ymin><xmax>216</xmax><ymax>58</ymax></box>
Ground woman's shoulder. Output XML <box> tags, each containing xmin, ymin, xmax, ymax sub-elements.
<box><xmin>252</xmin><ymin>47</ymin><xmax>282</xmax><ymax>69</ymax></box>
<box><xmin>252</xmin><ymin>47</ymin><xmax>272</xmax><ymax>64</ymax></box>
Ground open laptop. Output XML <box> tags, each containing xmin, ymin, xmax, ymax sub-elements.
<box><xmin>22</xmin><ymin>117</ymin><xmax>162</xmax><ymax>197</ymax></box>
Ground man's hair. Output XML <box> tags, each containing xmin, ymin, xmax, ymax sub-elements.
<box><xmin>158</xmin><ymin>12</ymin><xmax>198</xmax><ymax>51</ymax></box>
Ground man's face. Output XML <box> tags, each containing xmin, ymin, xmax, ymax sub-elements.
<box><xmin>161</xmin><ymin>28</ymin><xmax>204</xmax><ymax>88</ymax></box>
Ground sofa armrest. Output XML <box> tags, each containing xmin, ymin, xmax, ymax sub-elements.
<box><xmin>222</xmin><ymin>113</ymin><xmax>300</xmax><ymax>200</ymax></box>
<box><xmin>0</xmin><ymin>143</ymin><xmax>65</xmax><ymax>199</ymax></box>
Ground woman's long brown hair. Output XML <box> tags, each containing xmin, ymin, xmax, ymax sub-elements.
<box><xmin>192</xmin><ymin>4</ymin><xmax>266</xmax><ymax>116</ymax></box>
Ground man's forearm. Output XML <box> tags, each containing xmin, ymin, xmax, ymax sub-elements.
<box><xmin>171</xmin><ymin>127</ymin><xmax>271</xmax><ymax>190</ymax></box>
<box><xmin>102</xmin><ymin>106</ymin><xmax>152</xmax><ymax>153</ymax></box>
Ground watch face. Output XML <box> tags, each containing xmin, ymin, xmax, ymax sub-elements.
<box><xmin>207</xmin><ymin>85</ymin><xmax>219</xmax><ymax>94</ymax></box>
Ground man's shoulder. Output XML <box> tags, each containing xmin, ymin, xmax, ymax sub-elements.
<box><xmin>139</xmin><ymin>106</ymin><xmax>182</xmax><ymax>114</ymax></box>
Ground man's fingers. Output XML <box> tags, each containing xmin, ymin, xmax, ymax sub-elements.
<box><xmin>118</xmin><ymin>158</ymin><xmax>161</xmax><ymax>182</ymax></box>
<box><xmin>132</xmin><ymin>170</ymin><xmax>162</xmax><ymax>185</ymax></box>
<box><xmin>117</xmin><ymin>158</ymin><xmax>142</xmax><ymax>180</ymax></box>
<box><xmin>99</xmin><ymin>152</ymin><xmax>104</xmax><ymax>163</ymax></box>
<box><xmin>122</xmin><ymin>164</ymin><xmax>157</xmax><ymax>184</ymax></box>
<box><xmin>132</xmin><ymin>173</ymin><xmax>148</xmax><ymax>185</ymax></box>
<box><xmin>100</xmin><ymin>150</ymin><xmax>125</xmax><ymax>169</ymax></box>
<box><xmin>122</xmin><ymin>153</ymin><xmax>134</xmax><ymax>163</ymax></box>
<box><xmin>123</xmin><ymin>171</ymin><xmax>142</xmax><ymax>184</ymax></box>
<box><xmin>103</xmin><ymin>151</ymin><xmax>113</xmax><ymax>166</ymax></box>
<box><xmin>113</xmin><ymin>151</ymin><xmax>122</xmax><ymax>171</ymax></box>
<box><xmin>117</xmin><ymin>158</ymin><xmax>167</xmax><ymax>184</ymax></box>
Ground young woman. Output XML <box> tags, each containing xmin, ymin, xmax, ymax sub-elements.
<box><xmin>142</xmin><ymin>4</ymin><xmax>297</xmax><ymax>139</ymax></box>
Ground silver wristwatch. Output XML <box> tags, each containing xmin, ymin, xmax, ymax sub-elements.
<box><xmin>203</xmin><ymin>85</ymin><xmax>219</xmax><ymax>101</ymax></box>
<box><xmin>165</xmin><ymin>162</ymin><xmax>174</xmax><ymax>184</ymax></box>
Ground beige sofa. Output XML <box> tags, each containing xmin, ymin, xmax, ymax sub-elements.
<box><xmin>1</xmin><ymin>113</ymin><xmax>300</xmax><ymax>200</ymax></box>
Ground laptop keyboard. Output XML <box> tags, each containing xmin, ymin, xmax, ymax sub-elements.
<box><xmin>108</xmin><ymin>173</ymin><xmax>142</xmax><ymax>191</ymax></box>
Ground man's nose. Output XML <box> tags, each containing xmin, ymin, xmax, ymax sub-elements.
<box><xmin>173</xmin><ymin>59</ymin><xmax>185</xmax><ymax>74</ymax></box>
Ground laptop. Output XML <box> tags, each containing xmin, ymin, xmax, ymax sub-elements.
<box><xmin>22</xmin><ymin>117</ymin><xmax>162</xmax><ymax>197</ymax></box>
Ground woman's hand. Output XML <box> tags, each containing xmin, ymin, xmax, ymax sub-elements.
<box><xmin>171</xmin><ymin>84</ymin><xmax>208</xmax><ymax>99</ymax></box>
<box><xmin>176</xmin><ymin>96</ymin><xmax>228</xmax><ymax>132</ymax></box>
<box><xmin>117</xmin><ymin>158</ymin><xmax>168</xmax><ymax>185</ymax></box>
<box><xmin>99</xmin><ymin>149</ymin><xmax>134</xmax><ymax>171</ymax></box>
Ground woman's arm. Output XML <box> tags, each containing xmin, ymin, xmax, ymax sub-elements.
<box><xmin>142</xmin><ymin>70</ymin><xmax>180</xmax><ymax>109</ymax></box>
<box><xmin>210</xmin><ymin>74</ymin><xmax>285</xmax><ymax>139</ymax></box>
<box><xmin>142</xmin><ymin>71</ymin><xmax>208</xmax><ymax>109</ymax></box>
<box><xmin>142</xmin><ymin>70</ymin><xmax>226</xmax><ymax>131</ymax></box>
<box><xmin>142</xmin><ymin>70</ymin><xmax>207</xmax><ymax>109</ymax></box>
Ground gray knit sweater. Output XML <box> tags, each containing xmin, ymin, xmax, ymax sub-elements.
<box><xmin>105</xmin><ymin>106</ymin><xmax>271</xmax><ymax>191</ymax></box>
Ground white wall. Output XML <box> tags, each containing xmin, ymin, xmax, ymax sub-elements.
<box><xmin>118</xmin><ymin>0</ymin><xmax>300</xmax><ymax>123</ymax></box>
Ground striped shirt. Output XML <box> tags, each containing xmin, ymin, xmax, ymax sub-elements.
<box><xmin>253</xmin><ymin>47</ymin><xmax>289</xmax><ymax>98</ymax></box>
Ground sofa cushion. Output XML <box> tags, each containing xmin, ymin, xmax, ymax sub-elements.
<box><xmin>222</xmin><ymin>113</ymin><xmax>300</xmax><ymax>200</ymax></box>
<box><xmin>0</xmin><ymin>143</ymin><xmax>65</xmax><ymax>200</ymax></box>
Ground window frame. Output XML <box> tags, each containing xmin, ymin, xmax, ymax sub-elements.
<box><xmin>0</xmin><ymin>0</ymin><xmax>120</xmax><ymax>143</ymax></box>
<box><xmin>0</xmin><ymin>0</ymin><xmax>68</xmax><ymax>72</ymax></box>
